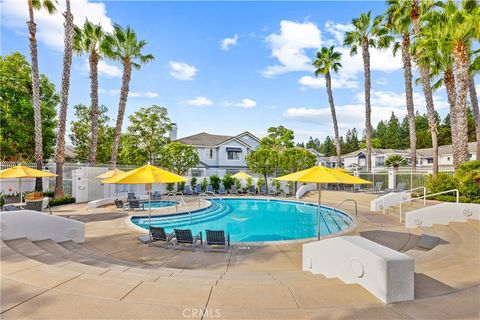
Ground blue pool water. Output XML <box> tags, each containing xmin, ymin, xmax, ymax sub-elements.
<box><xmin>131</xmin><ymin>198</ymin><xmax>354</xmax><ymax>242</ymax></box>
<box><xmin>142</xmin><ymin>201</ymin><xmax>179</xmax><ymax>209</ymax></box>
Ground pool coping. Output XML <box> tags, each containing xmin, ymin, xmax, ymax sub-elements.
<box><xmin>124</xmin><ymin>196</ymin><xmax>358</xmax><ymax>245</ymax></box>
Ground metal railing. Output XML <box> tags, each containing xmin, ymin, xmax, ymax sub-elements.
<box><xmin>382</xmin><ymin>186</ymin><xmax>426</xmax><ymax>215</ymax></box>
<box><xmin>398</xmin><ymin>189</ymin><xmax>459</xmax><ymax>222</ymax></box>
<box><xmin>333</xmin><ymin>198</ymin><xmax>358</xmax><ymax>217</ymax></box>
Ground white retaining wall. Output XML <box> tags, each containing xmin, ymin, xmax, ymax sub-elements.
<box><xmin>86</xmin><ymin>194</ymin><xmax>149</xmax><ymax>209</ymax></box>
<box><xmin>0</xmin><ymin>210</ymin><xmax>85</xmax><ymax>243</ymax></box>
<box><xmin>296</xmin><ymin>183</ymin><xmax>317</xmax><ymax>199</ymax></box>
<box><xmin>303</xmin><ymin>236</ymin><xmax>414</xmax><ymax>304</ymax></box>
<box><xmin>405</xmin><ymin>203</ymin><xmax>480</xmax><ymax>228</ymax></box>
<box><xmin>370</xmin><ymin>192</ymin><xmax>411</xmax><ymax>212</ymax></box>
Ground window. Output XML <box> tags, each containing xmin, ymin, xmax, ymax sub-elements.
<box><xmin>427</xmin><ymin>158</ymin><xmax>433</xmax><ymax>164</ymax></box>
<box><xmin>206</xmin><ymin>148</ymin><xmax>214</xmax><ymax>160</ymax></box>
<box><xmin>447</xmin><ymin>156</ymin><xmax>451</xmax><ymax>161</ymax></box>
<box><xmin>227</xmin><ymin>151</ymin><xmax>240</xmax><ymax>160</ymax></box>
<box><xmin>190</xmin><ymin>169</ymin><xmax>203</xmax><ymax>177</ymax></box>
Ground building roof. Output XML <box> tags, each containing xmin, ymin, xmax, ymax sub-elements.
<box><xmin>342</xmin><ymin>148</ymin><xmax>409</xmax><ymax>158</ymax></box>
<box><xmin>176</xmin><ymin>131</ymin><xmax>259</xmax><ymax>147</ymax></box>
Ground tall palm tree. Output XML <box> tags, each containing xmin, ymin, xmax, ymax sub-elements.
<box><xmin>422</xmin><ymin>0</ymin><xmax>479</xmax><ymax>167</ymax></box>
<box><xmin>54</xmin><ymin>0</ymin><xmax>74</xmax><ymax>198</ymax></box>
<box><xmin>344</xmin><ymin>11</ymin><xmax>392</xmax><ymax>171</ymax></box>
<box><xmin>313</xmin><ymin>46</ymin><xmax>343</xmax><ymax>167</ymax></box>
<box><xmin>27</xmin><ymin>0</ymin><xmax>56</xmax><ymax>190</ymax></box>
<box><xmin>470</xmin><ymin>54</ymin><xmax>480</xmax><ymax>159</ymax></box>
<box><xmin>409</xmin><ymin>0</ymin><xmax>440</xmax><ymax>176</ymax></box>
<box><xmin>73</xmin><ymin>20</ymin><xmax>105</xmax><ymax>165</ymax></box>
<box><xmin>386</xmin><ymin>0</ymin><xmax>417</xmax><ymax>170</ymax></box>
<box><xmin>102</xmin><ymin>24</ymin><xmax>154</xmax><ymax>167</ymax></box>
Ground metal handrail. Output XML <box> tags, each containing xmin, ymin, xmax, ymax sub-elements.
<box><xmin>333</xmin><ymin>198</ymin><xmax>358</xmax><ymax>217</ymax></box>
<box><xmin>398</xmin><ymin>189</ymin><xmax>459</xmax><ymax>222</ymax></box>
<box><xmin>381</xmin><ymin>186</ymin><xmax>426</xmax><ymax>215</ymax></box>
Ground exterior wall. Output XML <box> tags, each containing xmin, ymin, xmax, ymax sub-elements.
<box><xmin>236</xmin><ymin>133</ymin><xmax>259</xmax><ymax>150</ymax></box>
<box><xmin>217</xmin><ymin>140</ymin><xmax>249</xmax><ymax>167</ymax></box>
<box><xmin>197</xmin><ymin>146</ymin><xmax>219</xmax><ymax>167</ymax></box>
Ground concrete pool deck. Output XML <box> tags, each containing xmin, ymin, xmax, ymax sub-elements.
<box><xmin>1</xmin><ymin>191</ymin><xmax>479</xmax><ymax>319</ymax></box>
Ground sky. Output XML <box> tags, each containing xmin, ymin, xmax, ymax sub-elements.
<box><xmin>1</xmin><ymin>0</ymin><xmax>479</xmax><ymax>144</ymax></box>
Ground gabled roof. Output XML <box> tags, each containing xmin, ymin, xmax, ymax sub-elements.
<box><xmin>176</xmin><ymin>131</ymin><xmax>260</xmax><ymax>148</ymax></box>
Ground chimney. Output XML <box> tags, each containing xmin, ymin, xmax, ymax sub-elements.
<box><xmin>169</xmin><ymin>123</ymin><xmax>178</xmax><ymax>141</ymax></box>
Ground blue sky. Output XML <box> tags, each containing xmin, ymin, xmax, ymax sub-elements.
<box><xmin>2</xmin><ymin>1</ymin><xmax>478</xmax><ymax>144</ymax></box>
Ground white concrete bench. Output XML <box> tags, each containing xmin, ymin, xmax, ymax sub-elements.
<box><xmin>303</xmin><ymin>236</ymin><xmax>414</xmax><ymax>303</ymax></box>
<box><xmin>405</xmin><ymin>203</ymin><xmax>480</xmax><ymax>228</ymax></box>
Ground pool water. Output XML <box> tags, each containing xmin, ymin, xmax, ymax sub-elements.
<box><xmin>131</xmin><ymin>198</ymin><xmax>354</xmax><ymax>242</ymax></box>
<box><xmin>142</xmin><ymin>201</ymin><xmax>179</xmax><ymax>209</ymax></box>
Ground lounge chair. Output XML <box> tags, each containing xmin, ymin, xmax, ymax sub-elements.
<box><xmin>258</xmin><ymin>185</ymin><xmax>267</xmax><ymax>195</ymax></box>
<box><xmin>205</xmin><ymin>230</ymin><xmax>230</xmax><ymax>252</ymax></box>
<box><xmin>24</xmin><ymin>200</ymin><xmax>43</xmax><ymax>212</ymax></box>
<box><xmin>269</xmin><ymin>186</ymin><xmax>277</xmax><ymax>197</ymax></box>
<box><xmin>230</xmin><ymin>185</ymin><xmax>238</xmax><ymax>195</ymax></box>
<box><xmin>127</xmin><ymin>200</ymin><xmax>144</xmax><ymax>211</ymax></box>
<box><xmin>152</xmin><ymin>191</ymin><xmax>161</xmax><ymax>200</ymax></box>
<box><xmin>183</xmin><ymin>185</ymin><xmax>193</xmax><ymax>196</ymax></box>
<box><xmin>173</xmin><ymin>229</ymin><xmax>202</xmax><ymax>251</ymax></box>
<box><xmin>148</xmin><ymin>226</ymin><xmax>175</xmax><ymax>248</ymax></box>
<box><xmin>195</xmin><ymin>184</ymin><xmax>202</xmax><ymax>195</ymax></box>
<box><xmin>396</xmin><ymin>183</ymin><xmax>406</xmax><ymax>192</ymax></box>
<box><xmin>218</xmin><ymin>185</ymin><xmax>227</xmax><ymax>195</ymax></box>
<box><xmin>3</xmin><ymin>204</ymin><xmax>19</xmax><ymax>211</ymax></box>
<box><xmin>247</xmin><ymin>186</ymin><xmax>256</xmax><ymax>196</ymax></box>
<box><xmin>206</xmin><ymin>185</ymin><xmax>213</xmax><ymax>193</ymax></box>
<box><xmin>367</xmin><ymin>182</ymin><xmax>384</xmax><ymax>194</ymax></box>
<box><xmin>127</xmin><ymin>192</ymin><xmax>138</xmax><ymax>201</ymax></box>
<box><xmin>352</xmin><ymin>184</ymin><xmax>362</xmax><ymax>192</ymax></box>
<box><xmin>114</xmin><ymin>199</ymin><xmax>127</xmax><ymax>209</ymax></box>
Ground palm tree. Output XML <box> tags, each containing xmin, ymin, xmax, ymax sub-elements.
<box><xmin>73</xmin><ymin>20</ymin><xmax>105</xmax><ymax>165</ymax></box>
<box><xmin>102</xmin><ymin>24</ymin><xmax>154</xmax><ymax>167</ymax></box>
<box><xmin>470</xmin><ymin>57</ymin><xmax>480</xmax><ymax>159</ymax></box>
<box><xmin>385</xmin><ymin>154</ymin><xmax>408</xmax><ymax>169</ymax></box>
<box><xmin>422</xmin><ymin>0</ymin><xmax>479</xmax><ymax>167</ymax></box>
<box><xmin>313</xmin><ymin>46</ymin><xmax>343</xmax><ymax>167</ymax></box>
<box><xmin>54</xmin><ymin>0</ymin><xmax>74</xmax><ymax>198</ymax></box>
<box><xmin>386</xmin><ymin>0</ymin><xmax>417</xmax><ymax>171</ymax></box>
<box><xmin>344</xmin><ymin>11</ymin><xmax>392</xmax><ymax>172</ymax></box>
<box><xmin>409</xmin><ymin>0</ymin><xmax>439</xmax><ymax>176</ymax></box>
<box><xmin>27</xmin><ymin>0</ymin><xmax>56</xmax><ymax>190</ymax></box>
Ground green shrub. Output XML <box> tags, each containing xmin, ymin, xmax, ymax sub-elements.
<box><xmin>246</xmin><ymin>177</ymin><xmax>253</xmax><ymax>190</ymax></box>
<box><xmin>426</xmin><ymin>173</ymin><xmax>457</xmax><ymax>195</ymax></box>
<box><xmin>235</xmin><ymin>179</ymin><xmax>241</xmax><ymax>190</ymax></box>
<box><xmin>273</xmin><ymin>179</ymin><xmax>281</xmax><ymax>192</ymax></box>
<box><xmin>201</xmin><ymin>177</ymin><xmax>208</xmax><ymax>192</ymax></box>
<box><xmin>222</xmin><ymin>174</ymin><xmax>236</xmax><ymax>190</ymax></box>
<box><xmin>432</xmin><ymin>195</ymin><xmax>471</xmax><ymax>203</ymax></box>
<box><xmin>49</xmin><ymin>196</ymin><xmax>75</xmax><ymax>207</ymax></box>
<box><xmin>178</xmin><ymin>182</ymin><xmax>185</xmax><ymax>192</ymax></box>
<box><xmin>256</xmin><ymin>177</ymin><xmax>265</xmax><ymax>190</ymax></box>
<box><xmin>455</xmin><ymin>160</ymin><xmax>480</xmax><ymax>201</ymax></box>
<box><xmin>166</xmin><ymin>183</ymin><xmax>174</xmax><ymax>192</ymax></box>
<box><xmin>209</xmin><ymin>175</ymin><xmax>221</xmax><ymax>192</ymax></box>
<box><xmin>190</xmin><ymin>177</ymin><xmax>197</xmax><ymax>189</ymax></box>
<box><xmin>43</xmin><ymin>191</ymin><xmax>55</xmax><ymax>197</ymax></box>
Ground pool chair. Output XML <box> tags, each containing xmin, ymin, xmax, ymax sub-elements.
<box><xmin>195</xmin><ymin>184</ymin><xmax>202</xmax><ymax>195</ymax></box>
<box><xmin>247</xmin><ymin>185</ymin><xmax>256</xmax><ymax>196</ymax></box>
<box><xmin>259</xmin><ymin>185</ymin><xmax>267</xmax><ymax>195</ymax></box>
<box><xmin>127</xmin><ymin>192</ymin><xmax>138</xmax><ymax>201</ymax></box>
<box><xmin>206</xmin><ymin>185</ymin><xmax>213</xmax><ymax>193</ymax></box>
<box><xmin>218</xmin><ymin>185</ymin><xmax>227</xmax><ymax>195</ymax></box>
<box><xmin>152</xmin><ymin>191</ymin><xmax>161</xmax><ymax>200</ymax></box>
<box><xmin>148</xmin><ymin>226</ymin><xmax>175</xmax><ymax>248</ymax></box>
<box><xmin>173</xmin><ymin>229</ymin><xmax>203</xmax><ymax>252</ymax></box>
<box><xmin>183</xmin><ymin>185</ymin><xmax>193</xmax><ymax>196</ymax></box>
<box><xmin>205</xmin><ymin>230</ymin><xmax>230</xmax><ymax>252</ymax></box>
<box><xmin>386</xmin><ymin>182</ymin><xmax>406</xmax><ymax>194</ymax></box>
<box><xmin>269</xmin><ymin>186</ymin><xmax>277</xmax><ymax>197</ymax></box>
<box><xmin>230</xmin><ymin>185</ymin><xmax>239</xmax><ymax>195</ymax></box>
<box><xmin>367</xmin><ymin>182</ymin><xmax>384</xmax><ymax>194</ymax></box>
<box><xmin>127</xmin><ymin>200</ymin><xmax>144</xmax><ymax>211</ymax></box>
<box><xmin>114</xmin><ymin>199</ymin><xmax>127</xmax><ymax>210</ymax></box>
<box><xmin>352</xmin><ymin>184</ymin><xmax>362</xmax><ymax>192</ymax></box>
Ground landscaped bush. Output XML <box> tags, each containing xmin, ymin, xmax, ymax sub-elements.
<box><xmin>222</xmin><ymin>174</ymin><xmax>236</xmax><ymax>190</ymax></box>
<box><xmin>256</xmin><ymin>177</ymin><xmax>265</xmax><ymax>190</ymax></box>
<box><xmin>209</xmin><ymin>175</ymin><xmax>221</xmax><ymax>192</ymax></box>
<box><xmin>43</xmin><ymin>191</ymin><xmax>55</xmax><ymax>197</ymax></box>
<box><xmin>49</xmin><ymin>196</ymin><xmax>75</xmax><ymax>207</ymax></box>
<box><xmin>426</xmin><ymin>173</ymin><xmax>457</xmax><ymax>195</ymax></box>
<box><xmin>166</xmin><ymin>183</ymin><xmax>174</xmax><ymax>192</ymax></box>
<box><xmin>201</xmin><ymin>177</ymin><xmax>208</xmax><ymax>192</ymax></box>
<box><xmin>190</xmin><ymin>177</ymin><xmax>197</xmax><ymax>189</ymax></box>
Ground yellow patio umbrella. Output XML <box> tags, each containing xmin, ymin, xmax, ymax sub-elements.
<box><xmin>333</xmin><ymin>167</ymin><xmax>350</xmax><ymax>173</ymax></box>
<box><xmin>0</xmin><ymin>165</ymin><xmax>57</xmax><ymax>203</ymax></box>
<box><xmin>275</xmin><ymin>165</ymin><xmax>372</xmax><ymax>240</ymax></box>
<box><xmin>232</xmin><ymin>171</ymin><xmax>252</xmax><ymax>180</ymax></box>
<box><xmin>95</xmin><ymin>168</ymin><xmax>125</xmax><ymax>179</ymax></box>
<box><xmin>102</xmin><ymin>164</ymin><xmax>187</xmax><ymax>225</ymax></box>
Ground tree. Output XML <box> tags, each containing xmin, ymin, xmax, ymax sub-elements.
<box><xmin>259</xmin><ymin>125</ymin><xmax>295</xmax><ymax>176</ymax></box>
<box><xmin>470</xmin><ymin>75</ymin><xmax>480</xmax><ymax>160</ymax></box>
<box><xmin>320</xmin><ymin>136</ymin><xmax>335</xmax><ymax>157</ymax></box>
<box><xmin>73</xmin><ymin>19</ymin><xmax>106</xmax><ymax>164</ymax></box>
<box><xmin>102</xmin><ymin>24</ymin><xmax>154</xmax><ymax>166</ymax></box>
<box><xmin>246</xmin><ymin>147</ymin><xmax>276</xmax><ymax>193</ymax></box>
<box><xmin>281</xmin><ymin>148</ymin><xmax>317</xmax><ymax>192</ymax></box>
<box><xmin>0</xmin><ymin>53</ymin><xmax>58</xmax><ymax>161</ymax></box>
<box><xmin>27</xmin><ymin>0</ymin><xmax>56</xmax><ymax>190</ymax></box>
<box><xmin>306</xmin><ymin>137</ymin><xmax>321</xmax><ymax>151</ymax></box>
<box><xmin>122</xmin><ymin>105</ymin><xmax>171</xmax><ymax>164</ymax></box>
<box><xmin>157</xmin><ymin>142</ymin><xmax>199</xmax><ymax>176</ymax></box>
<box><xmin>385</xmin><ymin>155</ymin><xmax>408</xmax><ymax>169</ymax></box>
<box><xmin>313</xmin><ymin>46</ymin><xmax>343</xmax><ymax>167</ymax></box>
<box><xmin>54</xmin><ymin>0</ymin><xmax>74</xmax><ymax>198</ymax></box>
<box><xmin>69</xmin><ymin>104</ymin><xmax>114</xmax><ymax>164</ymax></box>
<box><xmin>384</xmin><ymin>113</ymin><xmax>404</xmax><ymax>148</ymax></box>
<box><xmin>343</xmin><ymin>128</ymin><xmax>360</xmax><ymax>154</ymax></box>
<box><xmin>344</xmin><ymin>11</ymin><xmax>392</xmax><ymax>171</ymax></box>
<box><xmin>386</xmin><ymin>0</ymin><xmax>417</xmax><ymax>169</ymax></box>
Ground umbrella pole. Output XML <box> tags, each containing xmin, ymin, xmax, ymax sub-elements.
<box><xmin>317</xmin><ymin>183</ymin><xmax>321</xmax><ymax>240</ymax></box>
<box><xmin>19</xmin><ymin>178</ymin><xmax>23</xmax><ymax>203</ymax></box>
<box><xmin>147</xmin><ymin>183</ymin><xmax>152</xmax><ymax>227</ymax></box>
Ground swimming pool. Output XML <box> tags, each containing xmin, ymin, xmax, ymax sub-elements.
<box><xmin>142</xmin><ymin>200</ymin><xmax>179</xmax><ymax>209</ymax></box>
<box><xmin>131</xmin><ymin>198</ymin><xmax>354</xmax><ymax>242</ymax></box>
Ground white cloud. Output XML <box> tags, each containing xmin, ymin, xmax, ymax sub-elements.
<box><xmin>2</xmin><ymin>0</ymin><xmax>113</xmax><ymax>51</ymax></box>
<box><xmin>376</xmin><ymin>77</ymin><xmax>388</xmax><ymax>85</ymax></box>
<box><xmin>97</xmin><ymin>60</ymin><xmax>122</xmax><ymax>77</ymax></box>
<box><xmin>324</xmin><ymin>21</ymin><xmax>352</xmax><ymax>45</ymax></box>
<box><xmin>168</xmin><ymin>61</ymin><xmax>198</xmax><ymax>80</ymax></box>
<box><xmin>262</xmin><ymin>20</ymin><xmax>321</xmax><ymax>77</ymax></box>
<box><xmin>355</xmin><ymin>90</ymin><xmax>450</xmax><ymax>111</ymax></box>
<box><xmin>235</xmin><ymin>99</ymin><xmax>257</xmax><ymax>108</ymax></box>
<box><xmin>220</xmin><ymin>34</ymin><xmax>238</xmax><ymax>51</ymax></box>
<box><xmin>183</xmin><ymin>96</ymin><xmax>213</xmax><ymax>106</ymax></box>
<box><xmin>298</xmin><ymin>75</ymin><xmax>358</xmax><ymax>89</ymax></box>
<box><xmin>99</xmin><ymin>88</ymin><xmax>159</xmax><ymax>98</ymax></box>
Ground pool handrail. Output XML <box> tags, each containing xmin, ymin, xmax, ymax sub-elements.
<box><xmin>381</xmin><ymin>186</ymin><xmax>426</xmax><ymax>215</ymax></box>
<box><xmin>333</xmin><ymin>198</ymin><xmax>358</xmax><ymax>217</ymax></box>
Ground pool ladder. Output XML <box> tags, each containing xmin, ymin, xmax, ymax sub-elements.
<box><xmin>332</xmin><ymin>199</ymin><xmax>358</xmax><ymax>217</ymax></box>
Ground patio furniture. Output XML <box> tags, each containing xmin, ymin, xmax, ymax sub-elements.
<box><xmin>207</xmin><ymin>185</ymin><xmax>213</xmax><ymax>193</ymax></box>
<box><xmin>352</xmin><ymin>184</ymin><xmax>362</xmax><ymax>192</ymax></box>
<box><xmin>218</xmin><ymin>185</ymin><xmax>227</xmax><ymax>195</ymax></box>
<box><xmin>386</xmin><ymin>182</ymin><xmax>406</xmax><ymax>194</ymax></box>
<box><xmin>24</xmin><ymin>192</ymin><xmax>43</xmax><ymax>201</ymax></box>
<box><xmin>24</xmin><ymin>200</ymin><xmax>44</xmax><ymax>212</ymax></box>
<box><xmin>367</xmin><ymin>182</ymin><xmax>384</xmax><ymax>194</ymax></box>
<box><xmin>195</xmin><ymin>184</ymin><xmax>202</xmax><ymax>195</ymax></box>
<box><xmin>230</xmin><ymin>185</ymin><xmax>239</xmax><ymax>195</ymax></box>
<box><xmin>127</xmin><ymin>192</ymin><xmax>138</xmax><ymax>201</ymax></box>
<box><xmin>205</xmin><ymin>230</ymin><xmax>230</xmax><ymax>252</ymax></box>
<box><xmin>2</xmin><ymin>204</ymin><xmax>19</xmax><ymax>211</ymax></box>
<box><xmin>148</xmin><ymin>226</ymin><xmax>175</xmax><ymax>248</ymax></box>
<box><xmin>114</xmin><ymin>199</ymin><xmax>127</xmax><ymax>209</ymax></box>
<box><xmin>183</xmin><ymin>185</ymin><xmax>193</xmax><ymax>195</ymax></box>
<box><xmin>259</xmin><ymin>185</ymin><xmax>267</xmax><ymax>195</ymax></box>
<box><xmin>152</xmin><ymin>191</ymin><xmax>161</xmax><ymax>200</ymax></box>
<box><xmin>247</xmin><ymin>186</ymin><xmax>256</xmax><ymax>196</ymax></box>
<box><xmin>269</xmin><ymin>186</ymin><xmax>277</xmax><ymax>197</ymax></box>
<box><xmin>173</xmin><ymin>229</ymin><xmax>202</xmax><ymax>251</ymax></box>
<box><xmin>127</xmin><ymin>200</ymin><xmax>144</xmax><ymax>211</ymax></box>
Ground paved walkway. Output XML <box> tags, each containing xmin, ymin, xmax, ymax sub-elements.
<box><xmin>1</xmin><ymin>191</ymin><xmax>479</xmax><ymax>319</ymax></box>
